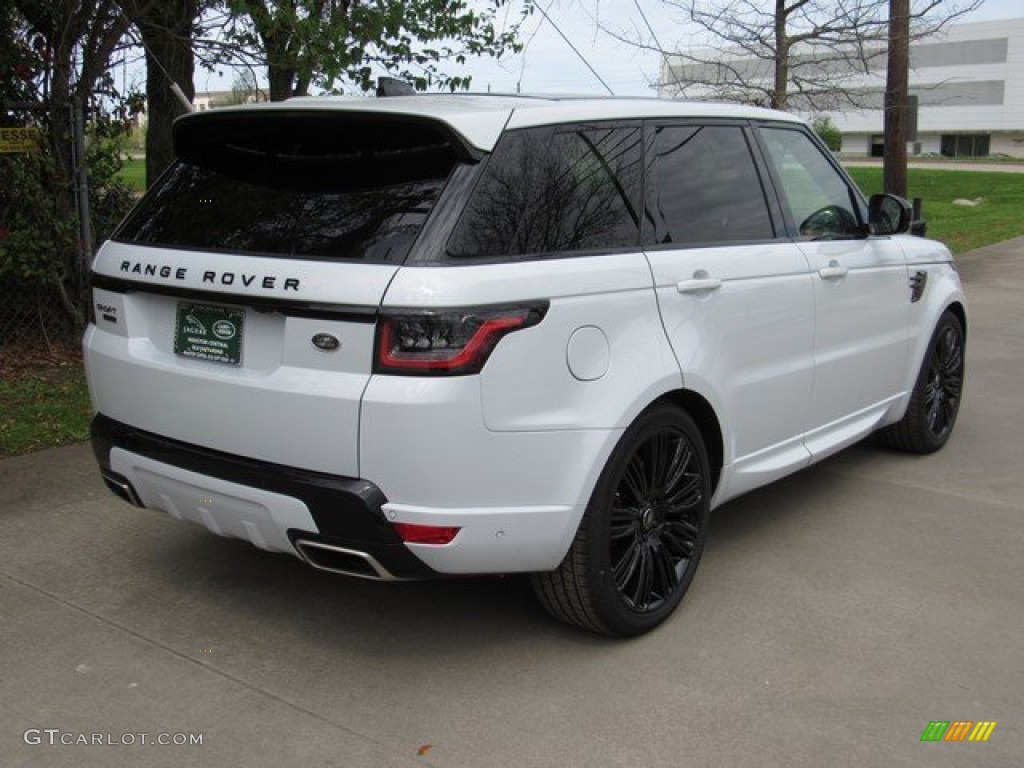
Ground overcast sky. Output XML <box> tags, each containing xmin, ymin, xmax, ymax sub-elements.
<box><xmin>191</xmin><ymin>0</ymin><xmax>1024</xmax><ymax>98</ymax></box>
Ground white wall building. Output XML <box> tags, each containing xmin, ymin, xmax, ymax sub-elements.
<box><xmin>662</xmin><ymin>18</ymin><xmax>1024</xmax><ymax>158</ymax></box>
<box><xmin>192</xmin><ymin>89</ymin><xmax>267</xmax><ymax>112</ymax></box>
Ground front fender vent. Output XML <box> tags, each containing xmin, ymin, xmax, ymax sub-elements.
<box><xmin>910</xmin><ymin>270</ymin><xmax>928</xmax><ymax>303</ymax></box>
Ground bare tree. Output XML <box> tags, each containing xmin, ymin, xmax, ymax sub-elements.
<box><xmin>224</xmin><ymin>69</ymin><xmax>261</xmax><ymax>105</ymax></box>
<box><xmin>612</xmin><ymin>0</ymin><xmax>982</xmax><ymax>111</ymax></box>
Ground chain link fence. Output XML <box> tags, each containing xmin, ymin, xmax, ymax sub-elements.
<box><xmin>0</xmin><ymin>279</ymin><xmax>80</xmax><ymax>355</ymax></box>
<box><xmin>1</xmin><ymin>113</ymin><xmax>130</xmax><ymax>361</ymax></box>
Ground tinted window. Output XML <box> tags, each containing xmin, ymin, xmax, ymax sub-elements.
<box><xmin>760</xmin><ymin>127</ymin><xmax>862</xmax><ymax>238</ymax></box>
<box><xmin>644</xmin><ymin>124</ymin><xmax>773</xmax><ymax>246</ymax></box>
<box><xmin>115</xmin><ymin>115</ymin><xmax>458</xmax><ymax>263</ymax></box>
<box><xmin>447</xmin><ymin>125</ymin><xmax>642</xmax><ymax>260</ymax></box>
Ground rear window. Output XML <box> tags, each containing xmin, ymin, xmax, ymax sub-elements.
<box><xmin>114</xmin><ymin>113</ymin><xmax>461</xmax><ymax>263</ymax></box>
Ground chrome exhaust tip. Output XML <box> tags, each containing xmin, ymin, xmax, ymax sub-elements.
<box><xmin>100</xmin><ymin>469</ymin><xmax>143</xmax><ymax>507</ymax></box>
<box><xmin>293</xmin><ymin>539</ymin><xmax>399</xmax><ymax>581</ymax></box>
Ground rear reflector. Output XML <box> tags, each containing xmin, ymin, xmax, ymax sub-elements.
<box><xmin>393</xmin><ymin>522</ymin><xmax>461</xmax><ymax>546</ymax></box>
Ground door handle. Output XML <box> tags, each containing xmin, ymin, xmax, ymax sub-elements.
<box><xmin>818</xmin><ymin>260</ymin><xmax>848</xmax><ymax>280</ymax></box>
<box><xmin>676</xmin><ymin>277</ymin><xmax>722</xmax><ymax>294</ymax></box>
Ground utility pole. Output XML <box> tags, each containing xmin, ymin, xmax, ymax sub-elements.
<box><xmin>884</xmin><ymin>0</ymin><xmax>910</xmax><ymax>197</ymax></box>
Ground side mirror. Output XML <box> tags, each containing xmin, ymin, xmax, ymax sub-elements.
<box><xmin>868</xmin><ymin>193</ymin><xmax>913</xmax><ymax>236</ymax></box>
<box><xmin>799</xmin><ymin>205</ymin><xmax>862</xmax><ymax>239</ymax></box>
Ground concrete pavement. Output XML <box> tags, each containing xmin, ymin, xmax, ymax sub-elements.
<box><xmin>2</xmin><ymin>239</ymin><xmax>1023</xmax><ymax>767</ymax></box>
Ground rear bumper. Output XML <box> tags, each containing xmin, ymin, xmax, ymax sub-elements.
<box><xmin>90</xmin><ymin>413</ymin><xmax>439</xmax><ymax>579</ymax></box>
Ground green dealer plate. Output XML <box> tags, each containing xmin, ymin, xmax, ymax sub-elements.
<box><xmin>173</xmin><ymin>303</ymin><xmax>244</xmax><ymax>365</ymax></box>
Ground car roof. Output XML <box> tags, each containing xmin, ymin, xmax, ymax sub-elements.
<box><xmin>186</xmin><ymin>93</ymin><xmax>805</xmax><ymax>152</ymax></box>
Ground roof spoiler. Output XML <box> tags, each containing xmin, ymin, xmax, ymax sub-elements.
<box><xmin>172</xmin><ymin>108</ymin><xmax>484</xmax><ymax>164</ymax></box>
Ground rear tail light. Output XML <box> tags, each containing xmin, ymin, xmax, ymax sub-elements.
<box><xmin>375</xmin><ymin>303</ymin><xmax>548</xmax><ymax>376</ymax></box>
<box><xmin>393</xmin><ymin>522</ymin><xmax>461</xmax><ymax>545</ymax></box>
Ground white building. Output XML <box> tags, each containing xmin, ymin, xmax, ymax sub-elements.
<box><xmin>192</xmin><ymin>89</ymin><xmax>267</xmax><ymax>111</ymax></box>
<box><xmin>662</xmin><ymin>18</ymin><xmax>1024</xmax><ymax>158</ymax></box>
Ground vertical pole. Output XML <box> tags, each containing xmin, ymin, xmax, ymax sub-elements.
<box><xmin>72</xmin><ymin>97</ymin><xmax>94</xmax><ymax>267</ymax></box>
<box><xmin>773</xmin><ymin>0</ymin><xmax>789</xmax><ymax>110</ymax></box>
<box><xmin>884</xmin><ymin>0</ymin><xmax>910</xmax><ymax>197</ymax></box>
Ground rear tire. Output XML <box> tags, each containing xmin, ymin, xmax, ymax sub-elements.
<box><xmin>879</xmin><ymin>311</ymin><xmax>965</xmax><ymax>454</ymax></box>
<box><xmin>532</xmin><ymin>404</ymin><xmax>711</xmax><ymax>636</ymax></box>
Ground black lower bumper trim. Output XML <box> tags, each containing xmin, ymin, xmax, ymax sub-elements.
<box><xmin>90</xmin><ymin>413</ymin><xmax>439</xmax><ymax>580</ymax></box>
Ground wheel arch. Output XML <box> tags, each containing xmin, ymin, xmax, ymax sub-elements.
<box><xmin>654</xmin><ymin>389</ymin><xmax>724</xmax><ymax>495</ymax></box>
<box><xmin>946</xmin><ymin>300</ymin><xmax>967</xmax><ymax>340</ymax></box>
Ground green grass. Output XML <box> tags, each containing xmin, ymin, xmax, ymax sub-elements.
<box><xmin>0</xmin><ymin>363</ymin><xmax>92</xmax><ymax>458</ymax></box>
<box><xmin>845</xmin><ymin>167</ymin><xmax>1024</xmax><ymax>255</ymax></box>
<box><xmin>117</xmin><ymin>157</ymin><xmax>146</xmax><ymax>192</ymax></box>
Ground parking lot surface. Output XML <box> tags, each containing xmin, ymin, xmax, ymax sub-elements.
<box><xmin>2</xmin><ymin>238</ymin><xmax>1022</xmax><ymax>767</ymax></box>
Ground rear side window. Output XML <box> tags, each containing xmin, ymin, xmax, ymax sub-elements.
<box><xmin>114</xmin><ymin>114</ymin><xmax>460</xmax><ymax>263</ymax></box>
<box><xmin>644</xmin><ymin>124</ymin><xmax>774</xmax><ymax>246</ymax></box>
<box><xmin>447</xmin><ymin>124</ymin><xmax>642</xmax><ymax>260</ymax></box>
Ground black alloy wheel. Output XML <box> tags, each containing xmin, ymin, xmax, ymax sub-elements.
<box><xmin>923</xmin><ymin>320</ymin><xmax>964</xmax><ymax>441</ymax></box>
<box><xmin>879</xmin><ymin>310</ymin><xmax>965</xmax><ymax>454</ymax></box>
<box><xmin>609</xmin><ymin>426</ymin><xmax>704</xmax><ymax>613</ymax></box>
<box><xmin>532</xmin><ymin>404</ymin><xmax>711</xmax><ymax>636</ymax></box>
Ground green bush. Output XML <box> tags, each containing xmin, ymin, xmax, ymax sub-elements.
<box><xmin>0</xmin><ymin>152</ymin><xmax>76</xmax><ymax>285</ymax></box>
<box><xmin>812</xmin><ymin>115</ymin><xmax>843</xmax><ymax>152</ymax></box>
<box><xmin>0</xmin><ymin>123</ymin><xmax>135</xmax><ymax>333</ymax></box>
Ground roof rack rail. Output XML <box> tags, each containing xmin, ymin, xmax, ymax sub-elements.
<box><xmin>377</xmin><ymin>78</ymin><xmax>416</xmax><ymax>98</ymax></box>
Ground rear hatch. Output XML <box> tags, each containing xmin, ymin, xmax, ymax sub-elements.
<box><xmin>86</xmin><ymin>109</ymin><xmax>466</xmax><ymax>477</ymax></box>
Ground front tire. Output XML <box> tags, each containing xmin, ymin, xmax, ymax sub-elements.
<box><xmin>879</xmin><ymin>311</ymin><xmax>965</xmax><ymax>454</ymax></box>
<box><xmin>532</xmin><ymin>404</ymin><xmax>711</xmax><ymax>636</ymax></box>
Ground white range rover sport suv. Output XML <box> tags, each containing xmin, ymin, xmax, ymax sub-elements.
<box><xmin>85</xmin><ymin>94</ymin><xmax>966</xmax><ymax>636</ymax></box>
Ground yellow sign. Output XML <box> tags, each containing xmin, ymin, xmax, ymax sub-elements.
<box><xmin>0</xmin><ymin>127</ymin><xmax>41</xmax><ymax>153</ymax></box>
